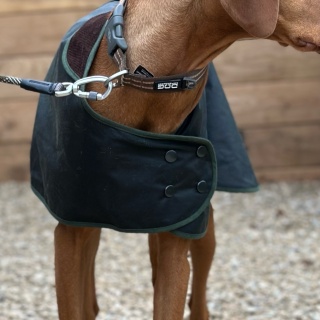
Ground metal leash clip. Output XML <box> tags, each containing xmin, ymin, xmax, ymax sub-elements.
<box><xmin>72</xmin><ymin>76</ymin><xmax>110</xmax><ymax>100</ymax></box>
<box><xmin>71</xmin><ymin>70</ymin><xmax>129</xmax><ymax>101</ymax></box>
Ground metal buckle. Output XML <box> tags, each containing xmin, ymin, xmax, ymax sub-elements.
<box><xmin>105</xmin><ymin>2</ymin><xmax>128</xmax><ymax>57</ymax></box>
<box><xmin>104</xmin><ymin>70</ymin><xmax>128</xmax><ymax>89</ymax></box>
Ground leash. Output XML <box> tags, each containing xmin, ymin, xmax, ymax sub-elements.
<box><xmin>0</xmin><ymin>71</ymin><xmax>129</xmax><ymax>101</ymax></box>
<box><xmin>0</xmin><ymin>0</ymin><xmax>207</xmax><ymax>100</ymax></box>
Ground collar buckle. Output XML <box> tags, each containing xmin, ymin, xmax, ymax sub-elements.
<box><xmin>105</xmin><ymin>3</ymin><xmax>128</xmax><ymax>57</ymax></box>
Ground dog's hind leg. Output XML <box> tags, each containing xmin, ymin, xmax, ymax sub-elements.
<box><xmin>54</xmin><ymin>223</ymin><xmax>101</xmax><ymax>320</ymax></box>
<box><xmin>189</xmin><ymin>206</ymin><xmax>216</xmax><ymax>320</ymax></box>
<box><xmin>150</xmin><ymin>232</ymin><xmax>191</xmax><ymax>320</ymax></box>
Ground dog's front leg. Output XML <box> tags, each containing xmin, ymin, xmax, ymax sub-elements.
<box><xmin>54</xmin><ymin>223</ymin><xmax>101</xmax><ymax>320</ymax></box>
<box><xmin>150</xmin><ymin>232</ymin><xmax>191</xmax><ymax>320</ymax></box>
<box><xmin>189</xmin><ymin>206</ymin><xmax>216</xmax><ymax>320</ymax></box>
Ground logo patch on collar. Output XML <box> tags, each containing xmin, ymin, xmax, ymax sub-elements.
<box><xmin>155</xmin><ymin>80</ymin><xmax>182</xmax><ymax>90</ymax></box>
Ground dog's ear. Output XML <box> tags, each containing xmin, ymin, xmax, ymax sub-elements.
<box><xmin>219</xmin><ymin>0</ymin><xmax>279</xmax><ymax>38</ymax></box>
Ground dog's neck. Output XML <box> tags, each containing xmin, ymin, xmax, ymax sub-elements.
<box><xmin>124</xmin><ymin>0</ymin><xmax>245</xmax><ymax>74</ymax></box>
<box><xmin>89</xmin><ymin>0</ymin><xmax>248</xmax><ymax>133</ymax></box>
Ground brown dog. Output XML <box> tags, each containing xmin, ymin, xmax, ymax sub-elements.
<box><xmin>53</xmin><ymin>0</ymin><xmax>320</xmax><ymax>319</ymax></box>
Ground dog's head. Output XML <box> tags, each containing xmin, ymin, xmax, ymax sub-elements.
<box><xmin>220</xmin><ymin>0</ymin><xmax>320</xmax><ymax>53</ymax></box>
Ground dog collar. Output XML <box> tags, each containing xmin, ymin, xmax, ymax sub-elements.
<box><xmin>105</xmin><ymin>0</ymin><xmax>208</xmax><ymax>92</ymax></box>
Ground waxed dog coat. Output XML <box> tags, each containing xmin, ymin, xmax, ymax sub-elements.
<box><xmin>30</xmin><ymin>1</ymin><xmax>258</xmax><ymax>239</ymax></box>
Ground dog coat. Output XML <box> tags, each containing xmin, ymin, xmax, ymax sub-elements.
<box><xmin>30</xmin><ymin>1</ymin><xmax>258</xmax><ymax>239</ymax></box>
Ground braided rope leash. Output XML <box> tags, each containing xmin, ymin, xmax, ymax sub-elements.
<box><xmin>0</xmin><ymin>75</ymin><xmax>22</xmax><ymax>86</ymax></box>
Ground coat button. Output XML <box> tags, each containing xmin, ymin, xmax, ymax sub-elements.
<box><xmin>165</xmin><ymin>150</ymin><xmax>177</xmax><ymax>163</ymax></box>
<box><xmin>197</xmin><ymin>146</ymin><xmax>208</xmax><ymax>158</ymax></box>
<box><xmin>197</xmin><ymin>180</ymin><xmax>207</xmax><ymax>193</ymax></box>
<box><xmin>165</xmin><ymin>185</ymin><xmax>175</xmax><ymax>198</ymax></box>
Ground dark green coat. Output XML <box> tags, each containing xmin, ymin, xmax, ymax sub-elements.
<box><xmin>30</xmin><ymin>1</ymin><xmax>258</xmax><ymax>239</ymax></box>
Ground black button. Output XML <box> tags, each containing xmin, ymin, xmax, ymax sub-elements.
<box><xmin>197</xmin><ymin>146</ymin><xmax>208</xmax><ymax>158</ymax></box>
<box><xmin>197</xmin><ymin>180</ymin><xmax>207</xmax><ymax>193</ymax></box>
<box><xmin>165</xmin><ymin>150</ymin><xmax>177</xmax><ymax>163</ymax></box>
<box><xmin>165</xmin><ymin>185</ymin><xmax>175</xmax><ymax>198</ymax></box>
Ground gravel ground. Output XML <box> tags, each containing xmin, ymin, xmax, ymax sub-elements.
<box><xmin>0</xmin><ymin>181</ymin><xmax>319</xmax><ymax>320</ymax></box>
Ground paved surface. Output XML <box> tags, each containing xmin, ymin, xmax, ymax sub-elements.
<box><xmin>0</xmin><ymin>181</ymin><xmax>320</xmax><ymax>319</ymax></box>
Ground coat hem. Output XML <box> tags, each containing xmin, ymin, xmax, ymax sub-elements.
<box><xmin>31</xmin><ymin>184</ymin><xmax>214</xmax><ymax>239</ymax></box>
